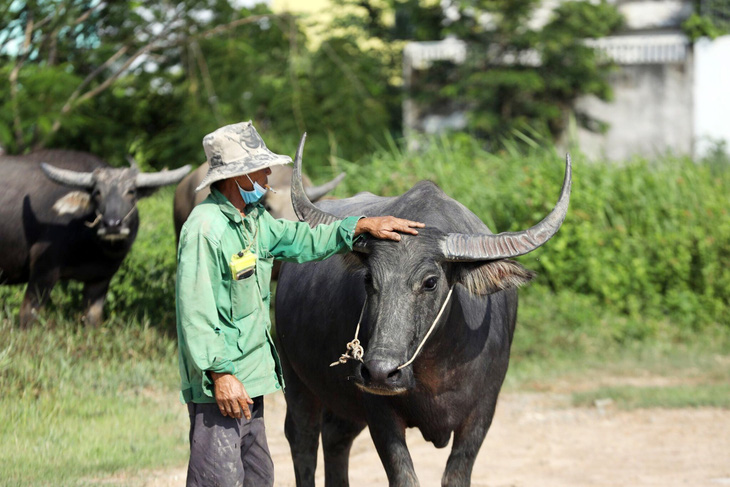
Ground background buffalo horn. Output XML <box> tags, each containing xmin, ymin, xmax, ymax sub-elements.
<box><xmin>305</xmin><ymin>172</ymin><xmax>346</xmax><ymax>202</ymax></box>
<box><xmin>291</xmin><ymin>133</ymin><xmax>342</xmax><ymax>228</ymax></box>
<box><xmin>40</xmin><ymin>163</ymin><xmax>94</xmax><ymax>189</ymax></box>
<box><xmin>441</xmin><ymin>154</ymin><xmax>572</xmax><ymax>261</ymax></box>
<box><xmin>135</xmin><ymin>165</ymin><xmax>192</xmax><ymax>188</ymax></box>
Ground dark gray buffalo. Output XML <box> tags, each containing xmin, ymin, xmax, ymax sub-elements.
<box><xmin>173</xmin><ymin>161</ymin><xmax>345</xmax><ymax>242</ymax></box>
<box><xmin>275</xmin><ymin>136</ymin><xmax>571</xmax><ymax>486</ymax></box>
<box><xmin>0</xmin><ymin>149</ymin><xmax>190</xmax><ymax>327</ymax></box>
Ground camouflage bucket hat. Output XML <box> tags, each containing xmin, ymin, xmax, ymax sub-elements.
<box><xmin>195</xmin><ymin>121</ymin><xmax>292</xmax><ymax>192</ymax></box>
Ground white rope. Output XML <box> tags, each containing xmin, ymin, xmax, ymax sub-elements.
<box><xmin>85</xmin><ymin>206</ymin><xmax>136</xmax><ymax>228</ymax></box>
<box><xmin>397</xmin><ymin>285</ymin><xmax>454</xmax><ymax>370</ymax></box>
<box><xmin>84</xmin><ymin>212</ymin><xmax>102</xmax><ymax>228</ymax></box>
<box><xmin>329</xmin><ymin>300</ymin><xmax>367</xmax><ymax>367</ymax></box>
<box><xmin>329</xmin><ymin>286</ymin><xmax>455</xmax><ymax>370</ymax></box>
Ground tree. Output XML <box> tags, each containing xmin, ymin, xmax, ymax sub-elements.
<box><xmin>0</xmin><ymin>1</ymin><xmax>281</xmax><ymax>167</ymax></box>
<box><xmin>422</xmin><ymin>0</ymin><xmax>624</xmax><ymax>143</ymax></box>
<box><xmin>322</xmin><ymin>0</ymin><xmax>623</xmax><ymax>146</ymax></box>
<box><xmin>0</xmin><ymin>1</ymin><xmax>407</xmax><ymax>171</ymax></box>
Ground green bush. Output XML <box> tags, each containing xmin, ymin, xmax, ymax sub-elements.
<box><xmin>332</xmin><ymin>134</ymin><xmax>730</xmax><ymax>328</ymax></box>
<box><xmin>2</xmin><ymin>136</ymin><xmax>728</xmax><ymax>332</ymax></box>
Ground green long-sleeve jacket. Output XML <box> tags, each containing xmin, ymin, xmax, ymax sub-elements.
<box><xmin>176</xmin><ymin>188</ymin><xmax>360</xmax><ymax>404</ymax></box>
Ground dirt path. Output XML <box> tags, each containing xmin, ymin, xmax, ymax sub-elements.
<box><xmin>127</xmin><ymin>390</ymin><xmax>730</xmax><ymax>487</ymax></box>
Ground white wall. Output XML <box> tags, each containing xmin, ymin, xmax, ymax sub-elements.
<box><xmin>694</xmin><ymin>35</ymin><xmax>730</xmax><ymax>158</ymax></box>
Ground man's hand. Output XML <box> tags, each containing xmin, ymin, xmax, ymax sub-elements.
<box><xmin>210</xmin><ymin>372</ymin><xmax>254</xmax><ymax>420</ymax></box>
<box><xmin>355</xmin><ymin>216</ymin><xmax>425</xmax><ymax>242</ymax></box>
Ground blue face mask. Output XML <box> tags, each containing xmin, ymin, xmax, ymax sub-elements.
<box><xmin>236</xmin><ymin>175</ymin><xmax>268</xmax><ymax>204</ymax></box>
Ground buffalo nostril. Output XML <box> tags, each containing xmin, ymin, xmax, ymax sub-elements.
<box><xmin>362</xmin><ymin>359</ymin><xmax>401</xmax><ymax>385</ymax></box>
<box><xmin>360</xmin><ymin>365</ymin><xmax>371</xmax><ymax>383</ymax></box>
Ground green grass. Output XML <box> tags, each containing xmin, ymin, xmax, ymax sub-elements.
<box><xmin>572</xmin><ymin>383</ymin><xmax>730</xmax><ymax>409</ymax></box>
<box><xmin>0</xmin><ymin>310</ymin><xmax>188</xmax><ymax>487</ymax></box>
<box><xmin>504</xmin><ymin>284</ymin><xmax>730</xmax><ymax>409</ymax></box>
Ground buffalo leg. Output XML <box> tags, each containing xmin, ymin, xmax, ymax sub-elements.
<box><xmin>282</xmin><ymin>373</ymin><xmax>323</xmax><ymax>487</ymax></box>
<box><xmin>321</xmin><ymin>409</ymin><xmax>366</xmax><ymax>487</ymax></box>
<box><xmin>364</xmin><ymin>398</ymin><xmax>419</xmax><ymax>487</ymax></box>
<box><xmin>441</xmin><ymin>398</ymin><xmax>498</xmax><ymax>487</ymax></box>
<box><xmin>82</xmin><ymin>279</ymin><xmax>111</xmax><ymax>327</ymax></box>
<box><xmin>20</xmin><ymin>266</ymin><xmax>59</xmax><ymax>328</ymax></box>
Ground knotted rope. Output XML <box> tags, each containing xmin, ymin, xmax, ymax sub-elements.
<box><xmin>330</xmin><ymin>286</ymin><xmax>455</xmax><ymax>369</ymax></box>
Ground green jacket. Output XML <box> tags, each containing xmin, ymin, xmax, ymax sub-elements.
<box><xmin>176</xmin><ymin>188</ymin><xmax>360</xmax><ymax>404</ymax></box>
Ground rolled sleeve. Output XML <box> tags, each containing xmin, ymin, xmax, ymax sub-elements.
<box><xmin>263</xmin><ymin>212</ymin><xmax>362</xmax><ymax>262</ymax></box>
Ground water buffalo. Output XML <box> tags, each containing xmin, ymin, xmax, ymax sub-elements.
<box><xmin>275</xmin><ymin>136</ymin><xmax>571</xmax><ymax>486</ymax></box>
<box><xmin>173</xmin><ymin>161</ymin><xmax>345</xmax><ymax>242</ymax></box>
<box><xmin>0</xmin><ymin>149</ymin><xmax>190</xmax><ymax>328</ymax></box>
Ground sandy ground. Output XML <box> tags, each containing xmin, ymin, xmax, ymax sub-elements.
<box><xmin>118</xmin><ymin>387</ymin><xmax>730</xmax><ymax>487</ymax></box>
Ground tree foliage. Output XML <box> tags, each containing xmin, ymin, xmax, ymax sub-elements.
<box><xmin>324</xmin><ymin>0</ymin><xmax>623</xmax><ymax>146</ymax></box>
<box><xmin>0</xmin><ymin>1</ymin><xmax>396</xmax><ymax>171</ymax></box>
<box><xmin>431</xmin><ymin>0</ymin><xmax>623</xmax><ymax>143</ymax></box>
<box><xmin>1</xmin><ymin>0</ymin><xmax>625</xmax><ymax>169</ymax></box>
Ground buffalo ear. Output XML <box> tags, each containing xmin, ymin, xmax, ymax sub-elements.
<box><xmin>456</xmin><ymin>259</ymin><xmax>535</xmax><ymax>295</ymax></box>
<box><xmin>52</xmin><ymin>191</ymin><xmax>92</xmax><ymax>216</ymax></box>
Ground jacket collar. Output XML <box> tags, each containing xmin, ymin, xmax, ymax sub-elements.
<box><xmin>209</xmin><ymin>187</ymin><xmax>264</xmax><ymax>223</ymax></box>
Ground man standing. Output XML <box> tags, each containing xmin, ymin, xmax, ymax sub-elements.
<box><xmin>176</xmin><ymin>121</ymin><xmax>423</xmax><ymax>487</ymax></box>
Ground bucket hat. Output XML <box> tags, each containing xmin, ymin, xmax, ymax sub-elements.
<box><xmin>195</xmin><ymin>121</ymin><xmax>292</xmax><ymax>192</ymax></box>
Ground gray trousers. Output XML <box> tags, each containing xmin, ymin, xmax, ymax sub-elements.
<box><xmin>186</xmin><ymin>397</ymin><xmax>274</xmax><ymax>487</ymax></box>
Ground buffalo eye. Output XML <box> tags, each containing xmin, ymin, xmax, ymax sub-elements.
<box><xmin>363</xmin><ymin>272</ymin><xmax>373</xmax><ymax>286</ymax></box>
<box><xmin>126</xmin><ymin>188</ymin><xmax>136</xmax><ymax>196</ymax></box>
<box><xmin>423</xmin><ymin>276</ymin><xmax>438</xmax><ymax>291</ymax></box>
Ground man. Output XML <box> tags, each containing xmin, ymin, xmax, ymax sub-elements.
<box><xmin>176</xmin><ymin>121</ymin><xmax>424</xmax><ymax>487</ymax></box>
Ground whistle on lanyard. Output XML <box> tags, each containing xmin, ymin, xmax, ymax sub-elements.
<box><xmin>230</xmin><ymin>249</ymin><xmax>257</xmax><ymax>280</ymax></box>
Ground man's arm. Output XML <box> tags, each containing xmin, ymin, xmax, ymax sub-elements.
<box><xmin>355</xmin><ymin>216</ymin><xmax>424</xmax><ymax>241</ymax></box>
<box><xmin>262</xmin><ymin>212</ymin><xmax>425</xmax><ymax>263</ymax></box>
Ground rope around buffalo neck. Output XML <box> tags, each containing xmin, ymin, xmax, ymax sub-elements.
<box><xmin>329</xmin><ymin>286</ymin><xmax>455</xmax><ymax>369</ymax></box>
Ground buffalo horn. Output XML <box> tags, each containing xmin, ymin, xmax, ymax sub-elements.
<box><xmin>40</xmin><ymin>163</ymin><xmax>94</xmax><ymax>189</ymax></box>
<box><xmin>305</xmin><ymin>172</ymin><xmax>346</xmax><ymax>202</ymax></box>
<box><xmin>441</xmin><ymin>154</ymin><xmax>572</xmax><ymax>261</ymax></box>
<box><xmin>291</xmin><ymin>133</ymin><xmax>342</xmax><ymax>228</ymax></box>
<box><xmin>135</xmin><ymin>165</ymin><xmax>192</xmax><ymax>188</ymax></box>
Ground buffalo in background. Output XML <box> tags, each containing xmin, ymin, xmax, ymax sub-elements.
<box><xmin>275</xmin><ymin>136</ymin><xmax>571</xmax><ymax>486</ymax></box>
<box><xmin>0</xmin><ymin>149</ymin><xmax>190</xmax><ymax>327</ymax></box>
<box><xmin>173</xmin><ymin>161</ymin><xmax>345</xmax><ymax>243</ymax></box>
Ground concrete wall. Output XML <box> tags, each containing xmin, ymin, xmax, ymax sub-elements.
<box><xmin>575</xmin><ymin>55</ymin><xmax>694</xmax><ymax>161</ymax></box>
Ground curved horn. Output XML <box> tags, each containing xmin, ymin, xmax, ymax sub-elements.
<box><xmin>291</xmin><ymin>133</ymin><xmax>342</xmax><ymax>227</ymax></box>
<box><xmin>441</xmin><ymin>154</ymin><xmax>572</xmax><ymax>261</ymax></box>
<box><xmin>135</xmin><ymin>165</ymin><xmax>192</xmax><ymax>188</ymax></box>
<box><xmin>40</xmin><ymin>163</ymin><xmax>94</xmax><ymax>189</ymax></box>
<box><xmin>305</xmin><ymin>172</ymin><xmax>346</xmax><ymax>202</ymax></box>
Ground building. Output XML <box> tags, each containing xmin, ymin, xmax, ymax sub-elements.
<box><xmin>403</xmin><ymin>0</ymin><xmax>730</xmax><ymax>161</ymax></box>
